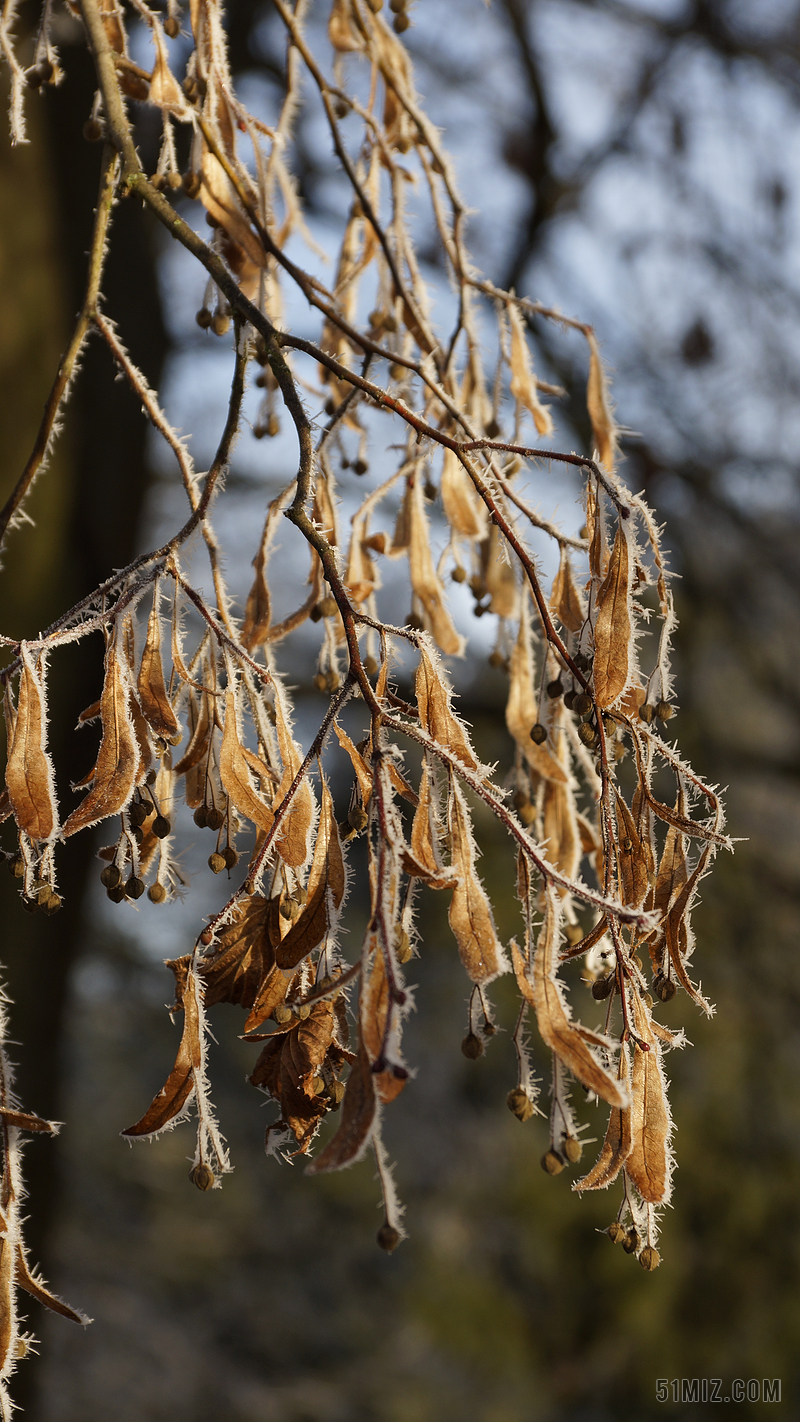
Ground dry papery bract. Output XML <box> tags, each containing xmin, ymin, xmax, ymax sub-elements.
<box><xmin>0</xmin><ymin>0</ymin><xmax>730</xmax><ymax>1403</ymax></box>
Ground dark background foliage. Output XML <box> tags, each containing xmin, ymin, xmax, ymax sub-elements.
<box><xmin>1</xmin><ymin>0</ymin><xmax>799</xmax><ymax>1416</ymax></box>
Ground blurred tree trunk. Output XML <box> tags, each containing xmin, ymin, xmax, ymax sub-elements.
<box><xmin>0</xmin><ymin>38</ymin><xmax>166</xmax><ymax>1414</ymax></box>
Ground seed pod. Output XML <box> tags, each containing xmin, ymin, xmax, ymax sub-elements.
<box><xmin>330</xmin><ymin>1079</ymin><xmax>345</xmax><ymax>1105</ymax></box>
<box><xmin>393</xmin><ymin>11</ymin><xmax>410</xmax><ymax>30</ymax></box>
<box><xmin>406</xmin><ymin>612</ymin><xmax>425</xmax><ymax>631</ymax></box>
<box><xmin>485</xmin><ymin>417</ymin><xmax>500</xmax><ymax>439</ymax></box>
<box><xmin>22</xmin><ymin>898</ymin><xmax>37</xmax><ymax>914</ymax></box>
<box><xmin>541</xmin><ymin>1150</ymin><xmax>565</xmax><ymax>1176</ymax></box>
<box><xmin>563</xmin><ymin>690</ymin><xmax>577</xmax><ymax>711</ymax></box>
<box><xmin>208</xmin><ymin>852</ymin><xmax>226</xmax><ymax>874</ymax></box>
<box><xmin>199</xmin><ymin>929</ymin><xmax>213</xmax><ymax>947</ymax></box>
<box><xmin>100</xmin><ymin>864</ymin><xmax>121</xmax><ymax>889</ymax></box>
<box><xmin>573</xmin><ymin>652</ymin><xmax>592</xmax><ymax>672</ymax></box>
<box><xmin>42</xmin><ymin>892</ymin><xmax>62</xmax><ymax>915</ymax></box>
<box><xmin>397</xmin><ymin>930</ymin><xmax>413</xmax><ymax>964</ymax></box>
<box><xmin>9</xmin><ymin>856</ymin><xmax>24</xmax><ymax>879</ymax></box>
<box><xmin>309</xmin><ymin>604</ymin><xmax>323</xmax><ymax>624</ymax></box>
<box><xmin>148</xmin><ymin>882</ymin><xmax>167</xmax><ymax>904</ymax></box>
<box><xmin>128</xmin><ymin>800</ymin><xmax>148</xmax><ymax>828</ymax></box>
<box><xmin>125</xmin><ymin>876</ymin><xmax>145</xmax><ymax>901</ymax></box>
<box><xmin>190</xmin><ymin>1163</ymin><xmax>216</xmax><ymax>1192</ymax></box>
<box><xmin>488</xmin><ymin>651</ymin><xmax>505</xmax><ymax>669</ymax></box>
<box><xmin>622</xmin><ymin>1228</ymin><xmax>639</xmax><ymax>1254</ymax></box>
<box><xmin>206</xmin><ymin>807</ymin><xmax>224</xmax><ymax>832</ymax></box>
<box><xmin>164</xmin><ymin>14</ymin><xmax>180</xmax><ymax>37</ymax></box>
<box><xmin>518</xmin><ymin>800</ymin><xmax>536</xmax><ymax>826</ymax></box>
<box><xmin>377</xmin><ymin>1223</ymin><xmax>400</xmax><ymax>1253</ymax></box>
<box><xmin>223</xmin><ymin>846</ymin><xmax>238</xmax><ymax>870</ymax></box>
<box><xmin>578</xmin><ymin>721</ymin><xmax>597</xmax><ymax>747</ymax></box>
<box><xmin>563</xmin><ymin>1136</ymin><xmax>583</xmax><ymax>1164</ymax></box>
<box><xmin>606</xmin><ymin>1222</ymin><xmax>626</xmax><ymax>1244</ymax></box>
<box><xmin>318</xmin><ymin>595</ymin><xmax>338</xmax><ymax>618</ymax></box>
<box><xmin>352</xmin><ymin>458</ymin><xmax>369</xmax><ymax>476</ymax></box>
<box><xmin>211</xmin><ymin>313</ymin><xmax>230</xmax><ymax>337</ymax></box>
<box><xmin>639</xmin><ymin>1246</ymin><xmax>661</xmax><ymax>1271</ymax></box>
<box><xmin>83</xmin><ymin>118</ymin><xmax>103</xmax><ymax>142</ymax></box>
<box><xmin>546</xmin><ymin>679</ymin><xmax>564</xmax><ymax>700</ymax></box>
<box><xmin>461</xmin><ymin>1031</ymin><xmax>484</xmax><ymax>1060</ymax></box>
<box><xmin>530</xmin><ymin>722</ymin><xmax>547</xmax><ymax>745</ymax></box>
<box><xmin>107</xmin><ymin>884</ymin><xmax>126</xmax><ymax>903</ymax></box>
<box><xmin>451</xmin><ymin>566</ymin><xmax>467</xmax><ymax>583</ymax></box>
<box><xmin>313</xmin><ymin>672</ymin><xmax>327</xmax><ymax>690</ymax></box>
<box><xmin>364</xmin><ymin>655</ymin><xmax>379</xmax><ymax>676</ymax></box>
<box><xmin>654</xmin><ymin>974</ymin><xmax>677</xmax><ymax>1002</ymax></box>
<box><xmin>639</xmin><ymin>702</ymin><xmax>655</xmax><ymax>724</ymax></box>
<box><xmin>195</xmin><ymin>307</ymin><xmax>212</xmax><ymax>329</ymax></box>
<box><xmin>574</xmin><ymin>692</ymin><xmax>593</xmax><ymax>717</ymax></box>
<box><xmin>274</xmin><ymin>1003</ymin><xmax>292</xmax><ymax>1025</ymax></box>
<box><xmin>279</xmin><ymin>898</ymin><xmax>294</xmax><ymax>921</ymax></box>
<box><xmin>347</xmin><ymin>804</ymin><xmax>368</xmax><ymax>833</ymax></box>
<box><xmin>506</xmin><ymin>1088</ymin><xmax>534</xmax><ymax>1122</ymax></box>
<box><xmin>591</xmin><ymin>973</ymin><xmax>614</xmax><ymax>1001</ymax></box>
<box><xmin>656</xmin><ymin>700</ymin><xmax>673</xmax><ymax>722</ymax></box>
<box><xmin>152</xmin><ymin>815</ymin><xmax>170</xmax><ymax>839</ymax></box>
<box><xmin>297</xmin><ymin>1003</ymin><xmax>311</xmax><ymax>1020</ymax></box>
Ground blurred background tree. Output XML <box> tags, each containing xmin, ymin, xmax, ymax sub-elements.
<box><xmin>2</xmin><ymin>0</ymin><xmax>799</xmax><ymax>1417</ymax></box>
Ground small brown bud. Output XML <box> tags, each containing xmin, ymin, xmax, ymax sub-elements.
<box><xmin>389</xmin><ymin>0</ymin><xmax>406</xmax><ymax>10</ymax></box>
<box><xmin>43</xmin><ymin>893</ymin><xmax>62</xmax><ymax>916</ymax></box>
<box><xmin>563</xmin><ymin>689</ymin><xmax>577</xmax><ymax>711</ymax></box>
<box><xmin>546</xmin><ymin>678</ymin><xmax>564</xmax><ymax>700</ymax></box>
<box><xmin>9</xmin><ymin>856</ymin><xmax>24</xmax><ymax>879</ymax></box>
<box><xmin>318</xmin><ymin>595</ymin><xmax>338</xmax><ymax>617</ymax></box>
<box><xmin>274</xmin><ymin>1003</ymin><xmax>292</xmax><ymax>1025</ymax></box>
<box><xmin>190</xmin><ymin>1163</ymin><xmax>215</xmax><ymax>1192</ymax></box>
<box><xmin>199</xmin><ymin>928</ymin><xmax>214</xmax><ymax>947</ymax></box>
<box><xmin>347</xmin><ymin>804</ymin><xmax>368</xmax><ymax>833</ymax></box>
<box><xmin>639</xmin><ymin>702</ymin><xmax>655</xmax><ymax>724</ymax></box>
<box><xmin>100</xmin><ymin>864</ymin><xmax>121</xmax><ymax>889</ymax></box>
<box><xmin>195</xmin><ymin>306</ymin><xmax>213</xmax><ymax>329</ymax></box>
<box><xmin>208</xmin><ymin>852</ymin><xmax>226</xmax><ymax>874</ymax></box>
<box><xmin>206</xmin><ymin>807</ymin><xmax>224</xmax><ymax>832</ymax></box>
<box><xmin>107</xmin><ymin>884</ymin><xmax>127</xmax><ymax>904</ymax></box>
<box><xmin>148</xmin><ymin>882</ymin><xmax>167</xmax><ymax>904</ymax></box>
<box><xmin>193</xmin><ymin>805</ymin><xmax>209</xmax><ymax>829</ymax></box>
<box><xmin>654</xmin><ymin>974</ymin><xmax>677</xmax><ymax>1002</ymax></box>
<box><xmin>364</xmin><ymin>655</ymin><xmax>378</xmax><ymax>677</ymax></box>
<box><xmin>639</xmin><ymin>1246</ymin><xmax>661</xmax><ymax>1271</ymax></box>
<box><xmin>461</xmin><ymin>1031</ymin><xmax>483</xmax><ymax>1060</ymax></box>
<box><xmin>606</xmin><ymin>1222</ymin><xmax>626</xmax><ymax>1245</ymax></box>
<box><xmin>484</xmin><ymin>417</ymin><xmax>500</xmax><ymax>439</ymax></box>
<box><xmin>352</xmin><ymin>457</ymin><xmax>369</xmax><ymax>476</ymax></box>
<box><xmin>518</xmin><ymin>800</ymin><xmax>536</xmax><ymax>826</ymax></box>
<box><xmin>406</xmin><ymin>612</ymin><xmax>425</xmax><ymax>631</ymax></box>
<box><xmin>622</xmin><ymin>1228</ymin><xmax>639</xmax><ymax>1254</ymax></box>
<box><xmin>164</xmin><ymin>14</ymin><xmax>181</xmax><ymax>37</ymax></box>
<box><xmin>451</xmin><ymin>566</ymin><xmax>467</xmax><ymax>583</ymax></box>
<box><xmin>529</xmin><ymin>722</ymin><xmax>547</xmax><ymax>745</ymax></box>
<box><xmin>128</xmin><ymin>800</ymin><xmax>148</xmax><ymax>827</ymax></box>
<box><xmin>211</xmin><ymin>313</ymin><xmax>231</xmax><ymax>338</ymax></box>
<box><xmin>656</xmin><ymin>700</ymin><xmax>673</xmax><ymax>722</ymax></box>
<box><xmin>506</xmin><ymin>1088</ymin><xmax>534</xmax><ymax>1123</ymax></box>
<box><xmin>488</xmin><ymin>651</ymin><xmax>505</xmax><ymax>669</ymax></box>
<box><xmin>562</xmin><ymin>1136</ymin><xmax>582</xmax><ymax>1164</ymax></box>
<box><xmin>393</xmin><ymin>11</ymin><xmax>410</xmax><ymax>30</ymax></box>
<box><xmin>574</xmin><ymin>692</ymin><xmax>593</xmax><ymax>717</ymax></box>
<box><xmin>223</xmin><ymin>846</ymin><xmax>238</xmax><ymax>870</ymax></box>
<box><xmin>152</xmin><ymin>815</ymin><xmax>170</xmax><ymax>839</ymax></box>
<box><xmin>125</xmin><ymin>876</ymin><xmax>145</xmax><ymax>901</ymax></box>
<box><xmin>541</xmin><ymin>1150</ymin><xmax>565</xmax><ymax>1176</ymax></box>
<box><xmin>83</xmin><ymin>118</ymin><xmax>104</xmax><ymax>142</ymax></box>
<box><xmin>279</xmin><ymin>897</ymin><xmax>294</xmax><ymax>920</ymax></box>
<box><xmin>377</xmin><ymin>1223</ymin><xmax>400</xmax><ymax>1253</ymax></box>
<box><xmin>578</xmin><ymin>721</ymin><xmax>597</xmax><ymax>747</ymax></box>
<box><xmin>182</xmin><ymin>171</ymin><xmax>201</xmax><ymax>199</ymax></box>
<box><xmin>591</xmin><ymin>974</ymin><xmax>614</xmax><ymax>1001</ymax></box>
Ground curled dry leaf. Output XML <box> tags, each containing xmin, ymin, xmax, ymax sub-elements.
<box><xmin>219</xmin><ymin>689</ymin><xmax>275</xmax><ymax>836</ymax></box>
<box><xmin>505</xmin><ymin>596</ymin><xmax>568</xmax><ymax>783</ymax></box>
<box><xmin>480</xmin><ymin>522</ymin><xmax>518</xmax><ymax>618</ymax></box>
<box><xmin>334</xmin><ymin>721</ymin><xmax>373</xmax><ymax>806</ymax></box>
<box><xmin>138</xmin><ymin>587</ymin><xmax>181</xmax><ymax>742</ymax></box>
<box><xmin>415</xmin><ymin>645</ymin><xmax>478</xmax><ymax>772</ymax></box>
<box><xmin>550</xmin><ymin>549</ymin><xmax>585</xmax><ymax>634</ymax></box>
<box><xmin>513</xmin><ymin>889</ymin><xmax>627</xmax><ymax>1109</ymax></box>
<box><xmin>122</xmin><ymin>967</ymin><xmax>202</xmax><ymax>1138</ymax></box>
<box><xmin>361</xmin><ymin>937</ymin><xmax>407</xmax><ymax>1104</ymax></box>
<box><xmin>5</xmin><ymin>646</ymin><xmax>58</xmax><ymax>843</ymax></box>
<box><xmin>507</xmin><ymin>299</ymin><xmax>553</xmax><ymax>436</ymax></box>
<box><xmin>63</xmin><ymin>638</ymin><xmax>140</xmax><ymax>838</ymax></box>
<box><xmin>440</xmin><ymin>448</ymin><xmax>486</xmax><ymax>540</ymax></box>
<box><xmin>625</xmin><ymin>993</ymin><xmax>671</xmax><ymax>1204</ymax></box>
<box><xmin>276</xmin><ymin>779</ymin><xmax>346</xmax><ymax>971</ymax></box>
<box><xmin>406</xmin><ymin>761</ymin><xmax>457</xmax><ymax>889</ymax></box>
<box><xmin>408</xmin><ymin>475</ymin><xmax>464</xmax><ymax>656</ymax></box>
<box><xmin>447</xmin><ymin>780</ymin><xmax>507</xmax><ymax>984</ymax></box>
<box><xmin>249</xmin><ymin>1001</ymin><xmax>335</xmax><ymax>1153</ymax></box>
<box><xmin>574</xmin><ymin>1050</ymin><xmax>632</xmax><ymax>1192</ymax></box>
<box><xmin>306</xmin><ymin>1036</ymin><xmax>376</xmax><ymax>1174</ymax></box>
<box><xmin>592</xmin><ymin>522</ymin><xmax>631</xmax><ymax>708</ymax></box>
<box><xmin>15</xmin><ymin>1246</ymin><xmax>89</xmax><ymax>1325</ymax></box>
<box><xmin>585</xmin><ymin>329</ymin><xmax>618</xmax><ymax>472</ymax></box>
<box><xmin>272</xmin><ymin>684</ymin><xmax>314</xmax><ymax>869</ymax></box>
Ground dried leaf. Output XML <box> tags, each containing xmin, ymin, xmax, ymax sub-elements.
<box><xmin>440</xmin><ymin>449</ymin><xmax>486</xmax><ymax>540</ymax></box>
<box><xmin>447</xmin><ymin>781</ymin><xmax>506</xmax><ymax>984</ymax></box>
<box><xmin>574</xmin><ymin>1052</ymin><xmax>632</xmax><ymax>1191</ymax></box>
<box><xmin>200</xmin><ymin>150</ymin><xmax>267</xmax><ymax>273</ymax></box>
<box><xmin>550</xmin><ymin>549</ymin><xmax>585</xmax><ymax>634</ymax></box>
<box><xmin>15</xmin><ymin>1245</ymin><xmax>88</xmax><ymax>1325</ymax></box>
<box><xmin>334</xmin><ymin>721</ymin><xmax>372</xmax><ymax>805</ymax></box>
<box><xmin>219</xmin><ymin>689</ymin><xmax>275</xmax><ymax>835</ymax></box>
<box><xmin>0</xmin><ymin>1108</ymin><xmax>56</xmax><ymax>1134</ymax></box>
<box><xmin>592</xmin><ymin>523</ymin><xmax>631</xmax><ymax>708</ymax></box>
<box><xmin>480</xmin><ymin>522</ymin><xmax>518</xmax><ymax>618</ymax></box>
<box><xmin>586</xmin><ymin>330</ymin><xmax>618</xmax><ymax>472</ymax></box>
<box><xmin>122</xmin><ymin>968</ymin><xmax>201</xmax><ymax>1137</ymax></box>
<box><xmin>6</xmin><ymin>646</ymin><xmax>57</xmax><ymax>842</ymax></box>
<box><xmin>513</xmin><ymin>890</ymin><xmax>627</xmax><ymax>1109</ymax></box>
<box><xmin>408</xmin><ymin>476</ymin><xmax>464</xmax><ymax>656</ymax></box>
<box><xmin>276</xmin><ymin>780</ymin><xmax>346</xmax><ymax>970</ymax></box>
<box><xmin>306</xmin><ymin>1036</ymin><xmax>375</xmax><ymax>1174</ymax></box>
<box><xmin>626</xmin><ymin>994</ymin><xmax>671</xmax><ymax>1204</ymax></box>
<box><xmin>505</xmin><ymin>597</ymin><xmax>568</xmax><ymax>783</ymax></box>
<box><xmin>613</xmin><ymin>789</ymin><xmax>649</xmax><ymax>908</ymax></box>
<box><xmin>542</xmin><ymin>781</ymin><xmax>580</xmax><ymax>882</ymax></box>
<box><xmin>174</xmin><ymin>690</ymin><xmax>211</xmax><ymax>776</ymax></box>
<box><xmin>272</xmin><ymin>685</ymin><xmax>314</xmax><ymax>868</ymax></box>
<box><xmin>138</xmin><ymin>588</ymin><xmax>180</xmax><ymax>743</ymax></box>
<box><xmin>250</xmin><ymin>1002</ymin><xmax>335</xmax><ymax>1152</ymax></box>
<box><xmin>63</xmin><ymin>638</ymin><xmax>139</xmax><ymax>837</ymax></box>
<box><xmin>415</xmin><ymin>646</ymin><xmax>478</xmax><ymax>771</ymax></box>
<box><xmin>507</xmin><ymin>300</ymin><xmax>553</xmax><ymax>435</ymax></box>
<box><xmin>242</xmin><ymin>540</ymin><xmax>272</xmax><ymax>653</ymax></box>
<box><xmin>361</xmin><ymin>940</ymin><xmax>407</xmax><ymax>1104</ymax></box>
<box><xmin>407</xmin><ymin>762</ymin><xmax>456</xmax><ymax>888</ymax></box>
<box><xmin>148</xmin><ymin>18</ymin><xmax>190</xmax><ymax>114</ymax></box>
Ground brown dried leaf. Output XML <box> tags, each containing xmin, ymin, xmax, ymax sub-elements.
<box><xmin>148</xmin><ymin>18</ymin><xmax>189</xmax><ymax>114</ymax></box>
<box><xmin>276</xmin><ymin>780</ymin><xmax>346</xmax><ymax>971</ymax></box>
<box><xmin>440</xmin><ymin>448</ymin><xmax>486</xmax><ymax>540</ymax></box>
<box><xmin>574</xmin><ymin>1052</ymin><xmax>632</xmax><ymax>1191</ymax></box>
<box><xmin>329</xmin><ymin>0</ymin><xmax>364</xmax><ymax>52</ymax></box>
<box><xmin>416</xmin><ymin>646</ymin><xmax>478</xmax><ymax>771</ymax></box>
<box><xmin>242</xmin><ymin>539</ymin><xmax>272</xmax><ymax>652</ymax></box>
<box><xmin>0</xmin><ymin>1107</ymin><xmax>56</xmax><ymax>1135</ymax></box>
<box><xmin>174</xmin><ymin>690</ymin><xmax>211</xmax><ymax>777</ymax></box>
<box><xmin>625</xmin><ymin>994</ymin><xmax>670</xmax><ymax>1203</ymax></box>
<box><xmin>505</xmin><ymin>598</ymin><xmax>568</xmax><ymax>783</ymax></box>
<box><xmin>542</xmin><ymin>781</ymin><xmax>580</xmax><ymax>882</ymax></box>
<box><xmin>613</xmin><ymin>789</ymin><xmax>649</xmax><ymax>908</ymax></box>
<box><xmin>122</xmin><ymin>968</ymin><xmax>201</xmax><ymax>1136</ymax></box>
<box><xmin>63</xmin><ymin>639</ymin><xmax>139</xmax><ymax>837</ymax></box>
<box><xmin>654</xmin><ymin>817</ymin><xmax>688</xmax><ymax>918</ymax></box>
<box><xmin>306</xmin><ymin>1035</ymin><xmax>376</xmax><ymax>1174</ymax></box>
<box><xmin>334</xmin><ymin>721</ymin><xmax>372</xmax><ymax>805</ymax></box>
<box><xmin>6</xmin><ymin>647</ymin><xmax>57</xmax><ymax>842</ymax></box>
<box><xmin>407</xmin><ymin>762</ymin><xmax>456</xmax><ymax>888</ymax></box>
<box><xmin>586</xmin><ymin>330</ymin><xmax>618</xmax><ymax>472</ymax></box>
<box><xmin>448</xmin><ymin>781</ymin><xmax>506</xmax><ymax>984</ymax></box>
<box><xmin>513</xmin><ymin>890</ymin><xmax>627</xmax><ymax>1109</ymax></box>
<box><xmin>15</xmin><ymin>1245</ymin><xmax>88</xmax><ymax>1325</ymax></box>
<box><xmin>250</xmin><ymin>1002</ymin><xmax>335</xmax><ymax>1152</ymax></box>
<box><xmin>592</xmin><ymin>523</ymin><xmax>630</xmax><ymax>708</ymax></box>
<box><xmin>507</xmin><ymin>300</ymin><xmax>553</xmax><ymax>435</ymax></box>
<box><xmin>138</xmin><ymin>589</ymin><xmax>180</xmax><ymax>743</ymax></box>
<box><xmin>361</xmin><ymin>940</ymin><xmax>407</xmax><ymax>1105</ymax></box>
<box><xmin>550</xmin><ymin>549</ymin><xmax>586</xmax><ymax>634</ymax></box>
<box><xmin>219</xmin><ymin>689</ymin><xmax>275</xmax><ymax>836</ymax></box>
<box><xmin>272</xmin><ymin>687</ymin><xmax>314</xmax><ymax>868</ymax></box>
<box><xmin>480</xmin><ymin>522</ymin><xmax>517</xmax><ymax>618</ymax></box>
<box><xmin>408</xmin><ymin>476</ymin><xmax>464</xmax><ymax>656</ymax></box>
